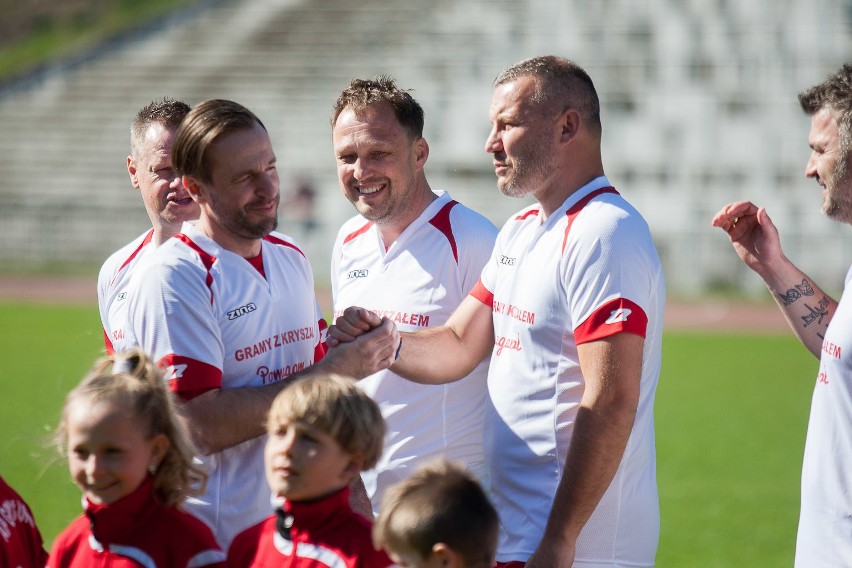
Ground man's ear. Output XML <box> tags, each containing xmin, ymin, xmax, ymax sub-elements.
<box><xmin>431</xmin><ymin>543</ymin><xmax>461</xmax><ymax>568</ymax></box>
<box><xmin>559</xmin><ymin>108</ymin><xmax>582</xmax><ymax>143</ymax></box>
<box><xmin>414</xmin><ymin>137</ymin><xmax>429</xmax><ymax>170</ymax></box>
<box><xmin>127</xmin><ymin>155</ymin><xmax>140</xmax><ymax>189</ymax></box>
<box><xmin>183</xmin><ymin>175</ymin><xmax>204</xmax><ymax>203</ymax></box>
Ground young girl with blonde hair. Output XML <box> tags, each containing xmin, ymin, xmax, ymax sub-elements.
<box><xmin>48</xmin><ymin>348</ymin><xmax>225</xmax><ymax>567</ymax></box>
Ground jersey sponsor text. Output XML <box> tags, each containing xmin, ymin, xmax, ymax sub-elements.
<box><xmin>333</xmin><ymin>309</ymin><xmax>430</xmax><ymax>328</ymax></box>
<box><xmin>822</xmin><ymin>340</ymin><xmax>842</xmax><ymax>359</ymax></box>
<box><xmin>492</xmin><ymin>300</ymin><xmax>536</xmax><ymax>324</ymax></box>
<box><xmin>257</xmin><ymin>361</ymin><xmax>308</xmax><ymax>384</ymax></box>
<box><xmin>234</xmin><ymin>326</ymin><xmax>317</xmax><ymax>362</ymax></box>
<box><xmin>495</xmin><ymin>333</ymin><xmax>522</xmax><ymax>356</ymax></box>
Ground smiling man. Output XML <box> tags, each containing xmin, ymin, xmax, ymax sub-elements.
<box><xmin>329</xmin><ymin>76</ymin><xmax>497</xmax><ymax>513</ymax></box>
<box><xmin>124</xmin><ymin>99</ymin><xmax>400</xmax><ymax>548</ymax></box>
<box><xmin>97</xmin><ymin>99</ymin><xmax>197</xmax><ymax>354</ymax></box>
<box><xmin>331</xmin><ymin>57</ymin><xmax>666</xmax><ymax>568</ymax></box>
<box><xmin>713</xmin><ymin>64</ymin><xmax>852</xmax><ymax>567</ymax></box>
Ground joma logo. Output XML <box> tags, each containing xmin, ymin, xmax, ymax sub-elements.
<box><xmin>348</xmin><ymin>269</ymin><xmax>369</xmax><ymax>279</ymax></box>
<box><xmin>228</xmin><ymin>302</ymin><xmax>257</xmax><ymax>320</ymax></box>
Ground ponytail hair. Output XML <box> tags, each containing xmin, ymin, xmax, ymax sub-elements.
<box><xmin>56</xmin><ymin>348</ymin><xmax>206</xmax><ymax>506</ymax></box>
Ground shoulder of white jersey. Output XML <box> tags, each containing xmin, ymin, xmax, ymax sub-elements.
<box><xmin>263</xmin><ymin>230</ymin><xmax>308</xmax><ymax>259</ymax></box>
<box><xmin>447</xmin><ymin>200</ymin><xmax>498</xmax><ymax>234</ymax></box>
<box><xmin>570</xmin><ymin>192</ymin><xmax>651</xmax><ymax>235</ymax></box>
<box><xmin>335</xmin><ymin>214</ymin><xmax>374</xmax><ymax>246</ymax></box>
<box><xmin>97</xmin><ymin>229</ymin><xmax>155</xmax><ymax>294</ymax></box>
<box><xmin>510</xmin><ymin>202</ymin><xmax>541</xmax><ymax>223</ymax></box>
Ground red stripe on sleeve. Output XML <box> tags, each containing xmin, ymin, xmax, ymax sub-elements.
<box><xmin>574</xmin><ymin>297</ymin><xmax>647</xmax><ymax>344</ymax></box>
<box><xmin>156</xmin><ymin>354</ymin><xmax>222</xmax><ymax>401</ymax></box>
<box><xmin>469</xmin><ymin>278</ymin><xmax>494</xmax><ymax>308</ymax></box>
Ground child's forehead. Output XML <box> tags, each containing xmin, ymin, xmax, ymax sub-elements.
<box><xmin>270</xmin><ymin>415</ymin><xmax>319</xmax><ymax>432</ymax></box>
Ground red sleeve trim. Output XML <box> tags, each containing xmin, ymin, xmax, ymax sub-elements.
<box><xmin>157</xmin><ymin>354</ymin><xmax>222</xmax><ymax>400</ymax></box>
<box><xmin>428</xmin><ymin>200</ymin><xmax>460</xmax><ymax>263</ymax></box>
<box><xmin>574</xmin><ymin>297</ymin><xmax>647</xmax><ymax>344</ymax></box>
<box><xmin>469</xmin><ymin>278</ymin><xmax>494</xmax><ymax>308</ymax></box>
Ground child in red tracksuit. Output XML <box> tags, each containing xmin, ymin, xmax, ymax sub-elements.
<box><xmin>227</xmin><ymin>375</ymin><xmax>392</xmax><ymax>567</ymax></box>
<box><xmin>0</xmin><ymin>474</ymin><xmax>48</xmax><ymax>568</ymax></box>
<box><xmin>48</xmin><ymin>348</ymin><xmax>225</xmax><ymax>568</ymax></box>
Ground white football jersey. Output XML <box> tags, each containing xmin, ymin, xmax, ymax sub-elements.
<box><xmin>332</xmin><ymin>191</ymin><xmax>497</xmax><ymax>510</ymax></box>
<box><xmin>795</xmin><ymin>265</ymin><xmax>852</xmax><ymax>567</ymax></box>
<box><xmin>126</xmin><ymin>221</ymin><xmax>326</xmax><ymax>548</ymax></box>
<box><xmin>97</xmin><ymin>229</ymin><xmax>155</xmax><ymax>354</ymax></box>
<box><xmin>474</xmin><ymin>177</ymin><xmax>665</xmax><ymax>566</ymax></box>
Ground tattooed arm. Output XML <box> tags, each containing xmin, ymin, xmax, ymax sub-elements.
<box><xmin>712</xmin><ymin>201</ymin><xmax>837</xmax><ymax>358</ymax></box>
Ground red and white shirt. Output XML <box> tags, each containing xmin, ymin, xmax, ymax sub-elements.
<box><xmin>795</xmin><ymin>265</ymin><xmax>852</xmax><ymax>567</ymax></box>
<box><xmin>227</xmin><ymin>488</ymin><xmax>392</xmax><ymax>568</ymax></box>
<box><xmin>473</xmin><ymin>177</ymin><xmax>664</xmax><ymax>566</ymax></box>
<box><xmin>0</xmin><ymin>475</ymin><xmax>47</xmax><ymax>568</ymax></box>
<box><xmin>97</xmin><ymin>229</ymin><xmax>156</xmax><ymax>354</ymax></box>
<box><xmin>332</xmin><ymin>191</ymin><xmax>497</xmax><ymax>510</ymax></box>
<box><xmin>126</xmin><ymin>221</ymin><xmax>327</xmax><ymax>549</ymax></box>
<box><xmin>48</xmin><ymin>477</ymin><xmax>224</xmax><ymax>568</ymax></box>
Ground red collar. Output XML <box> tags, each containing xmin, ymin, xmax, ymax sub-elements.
<box><xmin>84</xmin><ymin>476</ymin><xmax>160</xmax><ymax>546</ymax></box>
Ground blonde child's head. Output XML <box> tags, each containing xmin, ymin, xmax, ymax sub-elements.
<box><xmin>374</xmin><ymin>459</ymin><xmax>499</xmax><ymax>568</ymax></box>
<box><xmin>55</xmin><ymin>348</ymin><xmax>205</xmax><ymax>507</ymax></box>
<box><xmin>265</xmin><ymin>374</ymin><xmax>385</xmax><ymax>502</ymax></box>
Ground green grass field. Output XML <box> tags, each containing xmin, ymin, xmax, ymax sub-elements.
<box><xmin>0</xmin><ymin>301</ymin><xmax>818</xmax><ymax>564</ymax></box>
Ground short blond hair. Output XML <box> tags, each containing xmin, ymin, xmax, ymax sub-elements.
<box><xmin>268</xmin><ymin>375</ymin><xmax>385</xmax><ymax>470</ymax></box>
<box><xmin>374</xmin><ymin>459</ymin><xmax>499</xmax><ymax>567</ymax></box>
<box><xmin>55</xmin><ymin>348</ymin><xmax>206</xmax><ymax>506</ymax></box>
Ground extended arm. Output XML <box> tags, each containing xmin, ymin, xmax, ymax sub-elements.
<box><xmin>182</xmin><ymin>319</ymin><xmax>399</xmax><ymax>454</ymax></box>
<box><xmin>526</xmin><ymin>333</ymin><xmax>643</xmax><ymax>567</ymax></box>
<box><xmin>331</xmin><ymin>295</ymin><xmax>495</xmax><ymax>385</ymax></box>
<box><xmin>712</xmin><ymin>201</ymin><xmax>836</xmax><ymax>357</ymax></box>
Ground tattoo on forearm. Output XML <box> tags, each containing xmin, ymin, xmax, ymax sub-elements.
<box><xmin>778</xmin><ymin>279</ymin><xmax>815</xmax><ymax>306</ymax></box>
<box><xmin>802</xmin><ymin>296</ymin><xmax>830</xmax><ymax>328</ymax></box>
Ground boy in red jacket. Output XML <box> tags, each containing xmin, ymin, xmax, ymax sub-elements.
<box><xmin>227</xmin><ymin>375</ymin><xmax>391</xmax><ymax>567</ymax></box>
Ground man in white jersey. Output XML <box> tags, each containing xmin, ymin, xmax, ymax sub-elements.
<box><xmin>712</xmin><ymin>64</ymin><xmax>852</xmax><ymax>567</ymax></box>
<box><xmin>332</xmin><ymin>56</ymin><xmax>665</xmax><ymax>567</ymax></box>
<box><xmin>330</xmin><ymin>76</ymin><xmax>498</xmax><ymax>511</ymax></box>
<box><xmin>97</xmin><ymin>99</ymin><xmax>197</xmax><ymax>354</ymax></box>
<box><xmin>125</xmin><ymin>99</ymin><xmax>399</xmax><ymax>548</ymax></box>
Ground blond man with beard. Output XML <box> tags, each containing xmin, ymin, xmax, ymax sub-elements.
<box><xmin>713</xmin><ymin>64</ymin><xmax>852</xmax><ymax>567</ymax></box>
